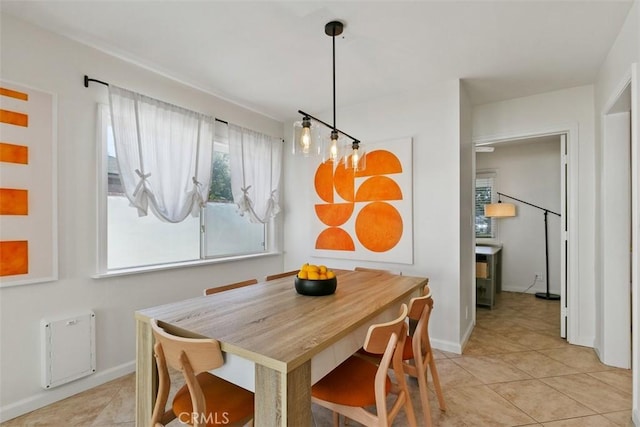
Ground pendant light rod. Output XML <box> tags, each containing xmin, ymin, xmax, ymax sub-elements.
<box><xmin>331</xmin><ymin>22</ymin><xmax>337</xmax><ymax>131</ymax></box>
<box><xmin>297</xmin><ymin>109</ymin><xmax>359</xmax><ymax>143</ymax></box>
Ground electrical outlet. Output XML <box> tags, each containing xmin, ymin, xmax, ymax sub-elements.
<box><xmin>535</xmin><ymin>272</ymin><xmax>545</xmax><ymax>281</ymax></box>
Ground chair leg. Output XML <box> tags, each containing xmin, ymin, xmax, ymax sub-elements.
<box><xmin>417</xmin><ymin>365</ymin><xmax>433</xmax><ymax>427</ymax></box>
<box><xmin>429</xmin><ymin>357</ymin><xmax>447</xmax><ymax>411</ymax></box>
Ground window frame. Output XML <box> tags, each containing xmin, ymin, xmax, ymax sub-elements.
<box><xmin>475</xmin><ymin>169</ymin><xmax>499</xmax><ymax>242</ymax></box>
<box><xmin>95</xmin><ymin>104</ymin><xmax>278</xmax><ymax>278</ymax></box>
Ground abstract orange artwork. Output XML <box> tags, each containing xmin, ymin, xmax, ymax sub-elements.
<box><xmin>0</xmin><ymin>81</ymin><xmax>56</xmax><ymax>286</ymax></box>
<box><xmin>313</xmin><ymin>138</ymin><xmax>413</xmax><ymax>263</ymax></box>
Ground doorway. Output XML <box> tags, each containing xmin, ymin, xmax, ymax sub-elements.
<box><xmin>475</xmin><ymin>135</ymin><xmax>566</xmax><ymax>338</ymax></box>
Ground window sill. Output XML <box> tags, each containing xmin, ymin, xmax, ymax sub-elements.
<box><xmin>92</xmin><ymin>251</ymin><xmax>281</xmax><ymax>279</ymax></box>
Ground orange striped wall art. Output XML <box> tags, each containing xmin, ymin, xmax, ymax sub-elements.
<box><xmin>0</xmin><ymin>109</ymin><xmax>28</xmax><ymax>127</ymax></box>
<box><xmin>0</xmin><ymin>188</ymin><xmax>28</xmax><ymax>215</ymax></box>
<box><xmin>0</xmin><ymin>87</ymin><xmax>29</xmax><ymax>101</ymax></box>
<box><xmin>0</xmin><ymin>240</ymin><xmax>28</xmax><ymax>276</ymax></box>
<box><xmin>0</xmin><ymin>80</ymin><xmax>55</xmax><ymax>285</ymax></box>
<box><xmin>0</xmin><ymin>142</ymin><xmax>28</xmax><ymax>164</ymax></box>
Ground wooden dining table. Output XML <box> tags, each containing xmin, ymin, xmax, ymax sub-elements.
<box><xmin>134</xmin><ymin>269</ymin><xmax>428</xmax><ymax>426</ymax></box>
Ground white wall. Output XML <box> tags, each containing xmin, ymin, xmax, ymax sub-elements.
<box><xmin>472</xmin><ymin>85</ymin><xmax>596</xmax><ymax>347</ymax></box>
<box><xmin>592</xmin><ymin>0</ymin><xmax>639</xmax><ymax>419</ymax></box>
<box><xmin>283</xmin><ymin>81</ymin><xmax>469</xmax><ymax>353</ymax></box>
<box><xmin>459</xmin><ymin>83</ymin><xmax>475</xmax><ymax>344</ymax></box>
<box><xmin>476</xmin><ymin>138</ymin><xmax>561</xmax><ymax>295</ymax></box>
<box><xmin>0</xmin><ymin>15</ymin><xmax>285</xmax><ymax>421</ymax></box>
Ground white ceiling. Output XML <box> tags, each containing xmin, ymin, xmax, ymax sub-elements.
<box><xmin>0</xmin><ymin>1</ymin><xmax>633</xmax><ymax>122</ymax></box>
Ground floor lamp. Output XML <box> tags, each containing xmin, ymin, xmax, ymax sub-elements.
<box><xmin>484</xmin><ymin>192</ymin><xmax>561</xmax><ymax>300</ymax></box>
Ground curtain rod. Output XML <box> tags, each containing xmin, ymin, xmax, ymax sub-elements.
<box><xmin>84</xmin><ymin>75</ymin><xmax>228</xmax><ymax>125</ymax></box>
<box><xmin>497</xmin><ymin>192</ymin><xmax>561</xmax><ymax>216</ymax></box>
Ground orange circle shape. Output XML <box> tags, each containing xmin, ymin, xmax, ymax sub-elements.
<box><xmin>355</xmin><ymin>176</ymin><xmax>403</xmax><ymax>202</ymax></box>
<box><xmin>316</xmin><ymin>227</ymin><xmax>355</xmax><ymax>251</ymax></box>
<box><xmin>355</xmin><ymin>202</ymin><xmax>403</xmax><ymax>252</ymax></box>
<box><xmin>314</xmin><ymin>160</ymin><xmax>334</xmax><ymax>203</ymax></box>
<box><xmin>315</xmin><ymin>203</ymin><xmax>355</xmax><ymax>226</ymax></box>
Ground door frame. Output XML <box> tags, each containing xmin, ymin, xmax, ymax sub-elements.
<box><xmin>474</xmin><ymin>122</ymin><xmax>578</xmax><ymax>342</ymax></box>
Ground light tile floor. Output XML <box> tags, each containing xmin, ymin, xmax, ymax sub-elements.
<box><xmin>1</xmin><ymin>291</ymin><xmax>633</xmax><ymax>426</ymax></box>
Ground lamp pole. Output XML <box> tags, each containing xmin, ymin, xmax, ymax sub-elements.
<box><xmin>496</xmin><ymin>192</ymin><xmax>561</xmax><ymax>300</ymax></box>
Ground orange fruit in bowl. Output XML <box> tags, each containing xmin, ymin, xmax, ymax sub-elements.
<box><xmin>308</xmin><ymin>271</ymin><xmax>320</xmax><ymax>280</ymax></box>
<box><xmin>298</xmin><ymin>270</ymin><xmax>308</xmax><ymax>279</ymax></box>
<box><xmin>326</xmin><ymin>270</ymin><xmax>336</xmax><ymax>279</ymax></box>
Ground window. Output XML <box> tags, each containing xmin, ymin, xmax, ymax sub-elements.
<box><xmin>475</xmin><ymin>172</ymin><xmax>496</xmax><ymax>239</ymax></box>
<box><xmin>98</xmin><ymin>105</ymin><xmax>267</xmax><ymax>272</ymax></box>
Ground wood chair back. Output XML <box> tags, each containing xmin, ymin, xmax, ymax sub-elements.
<box><xmin>150</xmin><ymin>320</ymin><xmax>254</xmax><ymax>427</ymax></box>
<box><xmin>265</xmin><ymin>270</ymin><xmax>298</xmax><ymax>281</ymax></box>
<box><xmin>204</xmin><ymin>279</ymin><xmax>258</xmax><ymax>295</ymax></box>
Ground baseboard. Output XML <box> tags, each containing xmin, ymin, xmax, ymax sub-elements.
<box><xmin>633</xmin><ymin>408</ymin><xmax>639</xmax><ymax>426</ymax></box>
<box><xmin>460</xmin><ymin>318</ymin><xmax>474</xmax><ymax>351</ymax></box>
<box><xmin>0</xmin><ymin>361</ymin><xmax>135</xmax><ymax>423</ymax></box>
<box><xmin>430</xmin><ymin>337</ymin><xmax>463</xmax><ymax>355</ymax></box>
<box><xmin>501</xmin><ymin>285</ymin><xmax>562</xmax><ymax>295</ymax></box>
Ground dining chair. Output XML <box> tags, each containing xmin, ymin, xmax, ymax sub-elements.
<box><xmin>150</xmin><ymin>319</ymin><xmax>254</xmax><ymax>427</ymax></box>
<box><xmin>265</xmin><ymin>270</ymin><xmax>298</xmax><ymax>281</ymax></box>
<box><xmin>204</xmin><ymin>279</ymin><xmax>258</xmax><ymax>296</ymax></box>
<box><xmin>402</xmin><ymin>287</ymin><xmax>446</xmax><ymax>423</ymax></box>
<box><xmin>311</xmin><ymin>304</ymin><xmax>417</xmax><ymax>427</ymax></box>
<box><xmin>357</xmin><ymin>285</ymin><xmax>445</xmax><ymax>426</ymax></box>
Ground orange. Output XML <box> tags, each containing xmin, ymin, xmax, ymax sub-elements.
<box><xmin>326</xmin><ymin>271</ymin><xmax>336</xmax><ymax>279</ymax></box>
<box><xmin>307</xmin><ymin>265</ymin><xmax>320</xmax><ymax>273</ymax></box>
<box><xmin>319</xmin><ymin>265</ymin><xmax>327</xmax><ymax>274</ymax></box>
<box><xmin>298</xmin><ymin>270</ymin><xmax>308</xmax><ymax>279</ymax></box>
<box><xmin>308</xmin><ymin>271</ymin><xmax>320</xmax><ymax>280</ymax></box>
<box><xmin>319</xmin><ymin>274</ymin><xmax>327</xmax><ymax>280</ymax></box>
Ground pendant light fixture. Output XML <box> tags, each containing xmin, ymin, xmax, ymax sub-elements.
<box><xmin>294</xmin><ymin>20</ymin><xmax>365</xmax><ymax>171</ymax></box>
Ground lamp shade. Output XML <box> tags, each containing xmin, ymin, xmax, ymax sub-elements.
<box><xmin>293</xmin><ymin>118</ymin><xmax>321</xmax><ymax>157</ymax></box>
<box><xmin>321</xmin><ymin>129</ymin><xmax>344</xmax><ymax>163</ymax></box>
<box><xmin>484</xmin><ymin>202</ymin><xmax>516</xmax><ymax>218</ymax></box>
<box><xmin>344</xmin><ymin>143</ymin><xmax>366</xmax><ymax>171</ymax></box>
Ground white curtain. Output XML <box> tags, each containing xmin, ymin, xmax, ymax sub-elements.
<box><xmin>108</xmin><ymin>85</ymin><xmax>214</xmax><ymax>223</ymax></box>
<box><xmin>228</xmin><ymin>123</ymin><xmax>282</xmax><ymax>223</ymax></box>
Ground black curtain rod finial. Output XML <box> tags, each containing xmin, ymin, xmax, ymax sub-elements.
<box><xmin>84</xmin><ymin>75</ymin><xmax>109</xmax><ymax>88</ymax></box>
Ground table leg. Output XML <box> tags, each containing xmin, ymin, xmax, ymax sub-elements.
<box><xmin>255</xmin><ymin>362</ymin><xmax>311</xmax><ymax>426</ymax></box>
<box><xmin>135</xmin><ymin>318</ymin><xmax>156</xmax><ymax>427</ymax></box>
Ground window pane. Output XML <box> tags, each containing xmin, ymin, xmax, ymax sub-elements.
<box><xmin>204</xmin><ymin>202</ymin><xmax>265</xmax><ymax>257</ymax></box>
<box><xmin>205</xmin><ymin>128</ymin><xmax>266</xmax><ymax>258</ymax></box>
<box><xmin>107</xmin><ymin>195</ymin><xmax>200</xmax><ymax>269</ymax></box>
<box><xmin>475</xmin><ymin>185</ymin><xmax>493</xmax><ymax>237</ymax></box>
<box><xmin>475</xmin><ymin>173</ymin><xmax>496</xmax><ymax>239</ymax></box>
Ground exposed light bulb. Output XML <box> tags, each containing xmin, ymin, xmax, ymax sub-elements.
<box><xmin>351</xmin><ymin>147</ymin><xmax>359</xmax><ymax>170</ymax></box>
<box><xmin>300</xmin><ymin>126</ymin><xmax>311</xmax><ymax>154</ymax></box>
<box><xmin>329</xmin><ymin>130</ymin><xmax>338</xmax><ymax>160</ymax></box>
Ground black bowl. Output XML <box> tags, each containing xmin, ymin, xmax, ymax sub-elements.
<box><xmin>294</xmin><ymin>276</ymin><xmax>337</xmax><ymax>296</ymax></box>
